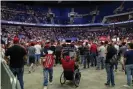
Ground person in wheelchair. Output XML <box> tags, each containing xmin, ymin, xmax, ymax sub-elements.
<box><xmin>60</xmin><ymin>55</ymin><xmax>81</xmax><ymax>87</ymax></box>
<box><xmin>61</xmin><ymin>56</ymin><xmax>79</xmax><ymax>72</ymax></box>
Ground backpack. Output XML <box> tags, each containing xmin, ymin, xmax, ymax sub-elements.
<box><xmin>109</xmin><ymin>45</ymin><xmax>117</xmax><ymax>65</ymax></box>
<box><xmin>110</xmin><ymin>55</ymin><xmax>117</xmax><ymax>65</ymax></box>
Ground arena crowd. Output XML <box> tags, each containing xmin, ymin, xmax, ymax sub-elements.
<box><xmin>1</xmin><ymin>1</ymin><xmax>133</xmax><ymax>89</ymax></box>
<box><xmin>1</xmin><ymin>25</ymin><xmax>133</xmax><ymax>89</ymax></box>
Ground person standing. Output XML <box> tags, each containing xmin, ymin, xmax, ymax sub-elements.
<box><xmin>55</xmin><ymin>43</ymin><xmax>62</xmax><ymax>64</ymax></box>
<box><xmin>123</xmin><ymin>43</ymin><xmax>133</xmax><ymax>88</ymax></box>
<box><xmin>78</xmin><ymin>44</ymin><xmax>85</xmax><ymax>65</ymax></box>
<box><xmin>105</xmin><ymin>42</ymin><xmax>117</xmax><ymax>87</ymax></box>
<box><xmin>114</xmin><ymin>42</ymin><xmax>119</xmax><ymax>72</ymax></box>
<box><xmin>43</xmin><ymin>42</ymin><xmax>51</xmax><ymax>55</ymax></box>
<box><xmin>49</xmin><ymin>42</ymin><xmax>56</xmax><ymax>66</ymax></box>
<box><xmin>28</xmin><ymin>42</ymin><xmax>36</xmax><ymax>73</ymax></box>
<box><xmin>49</xmin><ymin>42</ymin><xmax>55</xmax><ymax>56</ymax></box>
<box><xmin>5</xmin><ymin>38</ymin><xmax>27</xmax><ymax>89</ymax></box>
<box><xmin>84</xmin><ymin>42</ymin><xmax>90</xmax><ymax>68</ymax></box>
<box><xmin>97</xmin><ymin>42</ymin><xmax>106</xmax><ymax>70</ymax></box>
<box><xmin>34</xmin><ymin>42</ymin><xmax>41</xmax><ymax>65</ymax></box>
<box><xmin>90</xmin><ymin>42</ymin><xmax>97</xmax><ymax>67</ymax></box>
<box><xmin>119</xmin><ymin>42</ymin><xmax>127</xmax><ymax>71</ymax></box>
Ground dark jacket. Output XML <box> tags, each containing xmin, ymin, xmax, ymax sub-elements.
<box><xmin>49</xmin><ymin>46</ymin><xmax>56</xmax><ymax>55</ymax></box>
<box><xmin>41</xmin><ymin>46</ymin><xmax>50</xmax><ymax>57</ymax></box>
<box><xmin>79</xmin><ymin>46</ymin><xmax>85</xmax><ymax>55</ymax></box>
<box><xmin>84</xmin><ymin>46</ymin><xmax>90</xmax><ymax>55</ymax></box>
<box><xmin>106</xmin><ymin>44</ymin><xmax>117</xmax><ymax>64</ymax></box>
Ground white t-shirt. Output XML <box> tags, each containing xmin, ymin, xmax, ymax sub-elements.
<box><xmin>114</xmin><ymin>44</ymin><xmax>119</xmax><ymax>54</ymax></box>
<box><xmin>98</xmin><ymin>45</ymin><xmax>106</xmax><ymax>57</ymax></box>
<box><xmin>34</xmin><ymin>44</ymin><xmax>41</xmax><ymax>54</ymax></box>
<box><xmin>114</xmin><ymin>44</ymin><xmax>119</xmax><ymax>51</ymax></box>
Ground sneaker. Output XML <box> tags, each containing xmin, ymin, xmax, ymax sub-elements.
<box><xmin>101</xmin><ymin>68</ymin><xmax>104</xmax><ymax>70</ymax></box>
<box><xmin>49</xmin><ymin>82</ymin><xmax>53</xmax><ymax>85</ymax></box>
<box><xmin>123</xmin><ymin>85</ymin><xmax>130</xmax><ymax>88</ymax></box>
<box><xmin>96</xmin><ymin>68</ymin><xmax>100</xmax><ymax>70</ymax></box>
<box><xmin>105</xmin><ymin>83</ymin><xmax>110</xmax><ymax>86</ymax></box>
<box><xmin>112</xmin><ymin>84</ymin><xmax>115</xmax><ymax>87</ymax></box>
<box><xmin>83</xmin><ymin>67</ymin><xmax>86</xmax><ymax>69</ymax></box>
<box><xmin>115</xmin><ymin>69</ymin><xmax>117</xmax><ymax>72</ymax></box>
<box><xmin>28</xmin><ymin>71</ymin><xmax>31</xmax><ymax>74</ymax></box>
<box><xmin>43</xmin><ymin>86</ymin><xmax>47</xmax><ymax>89</ymax></box>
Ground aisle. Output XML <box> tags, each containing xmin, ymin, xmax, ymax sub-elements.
<box><xmin>24</xmin><ymin>65</ymin><xmax>129</xmax><ymax>89</ymax></box>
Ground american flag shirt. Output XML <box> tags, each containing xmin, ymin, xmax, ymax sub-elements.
<box><xmin>43</xmin><ymin>54</ymin><xmax>54</xmax><ymax>69</ymax></box>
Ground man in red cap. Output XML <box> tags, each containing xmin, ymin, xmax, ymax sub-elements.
<box><xmin>90</xmin><ymin>42</ymin><xmax>98</xmax><ymax>66</ymax></box>
<box><xmin>5</xmin><ymin>37</ymin><xmax>27</xmax><ymax>89</ymax></box>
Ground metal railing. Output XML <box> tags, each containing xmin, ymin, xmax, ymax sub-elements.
<box><xmin>102</xmin><ymin>11</ymin><xmax>133</xmax><ymax>23</ymax></box>
<box><xmin>1</xmin><ymin>59</ymin><xmax>21</xmax><ymax>89</ymax></box>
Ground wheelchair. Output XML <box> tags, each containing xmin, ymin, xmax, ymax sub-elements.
<box><xmin>60</xmin><ymin>68</ymin><xmax>81</xmax><ymax>87</ymax></box>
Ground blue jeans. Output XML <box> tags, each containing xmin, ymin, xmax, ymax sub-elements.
<box><xmin>125</xmin><ymin>64</ymin><xmax>133</xmax><ymax>86</ymax></box>
<box><xmin>97</xmin><ymin>56</ymin><xmax>105</xmax><ymax>69</ymax></box>
<box><xmin>114</xmin><ymin>62</ymin><xmax>118</xmax><ymax>70</ymax></box>
<box><xmin>105</xmin><ymin>63</ymin><xmax>115</xmax><ymax>86</ymax></box>
<box><xmin>10</xmin><ymin>67</ymin><xmax>24</xmax><ymax>89</ymax></box>
<box><xmin>27</xmin><ymin>55</ymin><xmax>29</xmax><ymax>65</ymax></box>
<box><xmin>43</xmin><ymin>68</ymin><xmax>53</xmax><ymax>86</ymax></box>
<box><xmin>35</xmin><ymin>54</ymin><xmax>40</xmax><ymax>62</ymax></box>
<box><xmin>84</xmin><ymin>53</ymin><xmax>90</xmax><ymax>68</ymax></box>
<box><xmin>80</xmin><ymin>55</ymin><xmax>84</xmax><ymax>64</ymax></box>
<box><xmin>90</xmin><ymin>52</ymin><xmax>97</xmax><ymax>66</ymax></box>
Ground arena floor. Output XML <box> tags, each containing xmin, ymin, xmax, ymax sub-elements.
<box><xmin>24</xmin><ymin>65</ymin><xmax>132</xmax><ymax>89</ymax></box>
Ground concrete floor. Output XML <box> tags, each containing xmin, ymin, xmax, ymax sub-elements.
<box><xmin>24</xmin><ymin>65</ymin><xmax>132</xmax><ymax>89</ymax></box>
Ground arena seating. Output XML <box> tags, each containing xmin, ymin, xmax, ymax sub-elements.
<box><xmin>1</xmin><ymin>2</ymin><xmax>133</xmax><ymax>24</ymax></box>
<box><xmin>1</xmin><ymin>24</ymin><xmax>133</xmax><ymax>44</ymax></box>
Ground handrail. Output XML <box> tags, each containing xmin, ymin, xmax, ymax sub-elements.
<box><xmin>102</xmin><ymin>11</ymin><xmax>133</xmax><ymax>23</ymax></box>
<box><xmin>1</xmin><ymin>20</ymin><xmax>133</xmax><ymax>27</ymax></box>
<box><xmin>1</xmin><ymin>59</ymin><xmax>21</xmax><ymax>89</ymax></box>
<box><xmin>1</xmin><ymin>20</ymin><xmax>104</xmax><ymax>27</ymax></box>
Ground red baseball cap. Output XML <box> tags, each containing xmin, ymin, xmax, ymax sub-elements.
<box><xmin>13</xmin><ymin>37</ymin><xmax>19</xmax><ymax>44</ymax></box>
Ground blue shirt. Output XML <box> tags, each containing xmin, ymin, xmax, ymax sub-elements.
<box><xmin>124</xmin><ymin>50</ymin><xmax>133</xmax><ymax>65</ymax></box>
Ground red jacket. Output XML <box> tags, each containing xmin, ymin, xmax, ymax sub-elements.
<box><xmin>43</xmin><ymin>54</ymin><xmax>54</xmax><ymax>69</ymax></box>
<box><xmin>61</xmin><ymin>56</ymin><xmax>75</xmax><ymax>72</ymax></box>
